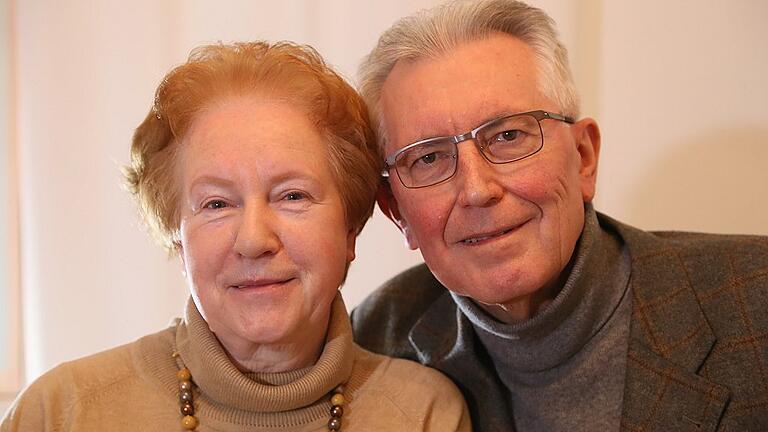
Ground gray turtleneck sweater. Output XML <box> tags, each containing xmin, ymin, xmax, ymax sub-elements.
<box><xmin>453</xmin><ymin>208</ymin><xmax>633</xmax><ymax>431</ymax></box>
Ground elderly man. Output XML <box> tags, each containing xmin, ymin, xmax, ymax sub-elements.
<box><xmin>351</xmin><ymin>1</ymin><xmax>768</xmax><ymax>431</ymax></box>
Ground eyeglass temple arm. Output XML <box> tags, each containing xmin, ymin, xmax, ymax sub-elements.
<box><xmin>540</xmin><ymin>111</ymin><xmax>575</xmax><ymax>124</ymax></box>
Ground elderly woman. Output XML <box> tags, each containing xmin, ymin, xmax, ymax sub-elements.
<box><xmin>0</xmin><ymin>42</ymin><xmax>470</xmax><ymax>431</ymax></box>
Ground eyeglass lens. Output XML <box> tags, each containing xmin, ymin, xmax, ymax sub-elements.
<box><xmin>394</xmin><ymin>113</ymin><xmax>543</xmax><ymax>188</ymax></box>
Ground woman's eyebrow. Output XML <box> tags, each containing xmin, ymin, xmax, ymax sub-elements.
<box><xmin>188</xmin><ymin>175</ymin><xmax>235</xmax><ymax>192</ymax></box>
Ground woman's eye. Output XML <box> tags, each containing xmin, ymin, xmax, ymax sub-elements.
<box><xmin>202</xmin><ymin>199</ymin><xmax>228</xmax><ymax>210</ymax></box>
<box><xmin>284</xmin><ymin>191</ymin><xmax>307</xmax><ymax>201</ymax></box>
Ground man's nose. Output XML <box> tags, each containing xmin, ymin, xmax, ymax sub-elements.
<box><xmin>454</xmin><ymin>140</ymin><xmax>504</xmax><ymax>207</ymax></box>
<box><xmin>233</xmin><ymin>205</ymin><xmax>281</xmax><ymax>258</ymax></box>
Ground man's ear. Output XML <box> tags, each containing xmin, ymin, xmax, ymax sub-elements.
<box><xmin>573</xmin><ymin>117</ymin><xmax>601</xmax><ymax>202</ymax></box>
<box><xmin>345</xmin><ymin>229</ymin><xmax>357</xmax><ymax>263</ymax></box>
<box><xmin>376</xmin><ymin>182</ymin><xmax>419</xmax><ymax>250</ymax></box>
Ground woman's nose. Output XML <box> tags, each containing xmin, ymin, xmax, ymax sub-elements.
<box><xmin>233</xmin><ymin>206</ymin><xmax>281</xmax><ymax>258</ymax></box>
<box><xmin>454</xmin><ymin>141</ymin><xmax>504</xmax><ymax>208</ymax></box>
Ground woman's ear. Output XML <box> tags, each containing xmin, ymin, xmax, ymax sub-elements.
<box><xmin>376</xmin><ymin>183</ymin><xmax>419</xmax><ymax>250</ymax></box>
<box><xmin>174</xmin><ymin>240</ymin><xmax>183</xmax><ymax>257</ymax></box>
<box><xmin>174</xmin><ymin>241</ymin><xmax>187</xmax><ymax>277</ymax></box>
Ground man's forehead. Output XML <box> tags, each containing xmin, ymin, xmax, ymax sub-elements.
<box><xmin>393</xmin><ymin>103</ymin><xmax>524</xmax><ymax>138</ymax></box>
<box><xmin>380</xmin><ymin>96</ymin><xmax>538</xmax><ymax>154</ymax></box>
<box><xmin>379</xmin><ymin>38</ymin><xmax>544</xmax><ymax>150</ymax></box>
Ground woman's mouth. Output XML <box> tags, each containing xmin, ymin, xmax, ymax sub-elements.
<box><xmin>230</xmin><ymin>277</ymin><xmax>294</xmax><ymax>289</ymax></box>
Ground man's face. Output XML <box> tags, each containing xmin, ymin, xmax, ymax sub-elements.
<box><xmin>379</xmin><ymin>33</ymin><xmax>600</xmax><ymax>317</ymax></box>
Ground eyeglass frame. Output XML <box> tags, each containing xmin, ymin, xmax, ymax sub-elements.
<box><xmin>381</xmin><ymin>110</ymin><xmax>575</xmax><ymax>189</ymax></box>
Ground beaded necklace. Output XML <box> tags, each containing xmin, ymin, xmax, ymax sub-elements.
<box><xmin>172</xmin><ymin>351</ymin><xmax>346</xmax><ymax>431</ymax></box>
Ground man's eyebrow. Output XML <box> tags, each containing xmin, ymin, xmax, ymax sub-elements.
<box><xmin>415</xmin><ymin>108</ymin><xmax>524</xmax><ymax>139</ymax></box>
<box><xmin>478</xmin><ymin>108</ymin><xmax>526</xmax><ymax>124</ymax></box>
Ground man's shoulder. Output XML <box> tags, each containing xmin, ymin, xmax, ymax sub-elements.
<box><xmin>599</xmin><ymin>211</ymin><xmax>768</xmax><ymax>261</ymax></box>
<box><xmin>600</xmin><ymin>214</ymin><xmax>768</xmax><ymax>429</ymax></box>
<box><xmin>645</xmin><ymin>229</ymin><xmax>768</xmax><ymax>277</ymax></box>
<box><xmin>600</xmin><ymin>212</ymin><xmax>768</xmax><ymax>296</ymax></box>
<box><xmin>351</xmin><ymin>263</ymin><xmax>451</xmax><ymax>358</ymax></box>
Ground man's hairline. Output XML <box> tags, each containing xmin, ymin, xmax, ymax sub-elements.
<box><xmin>372</xmin><ymin>35</ymin><xmax>562</xmax><ymax>158</ymax></box>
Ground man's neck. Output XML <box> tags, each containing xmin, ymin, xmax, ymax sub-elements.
<box><xmin>476</xmin><ymin>256</ymin><xmax>576</xmax><ymax>324</ymax></box>
<box><xmin>476</xmin><ymin>287</ymin><xmax>555</xmax><ymax>324</ymax></box>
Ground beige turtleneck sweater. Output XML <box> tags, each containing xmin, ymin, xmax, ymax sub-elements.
<box><xmin>1</xmin><ymin>294</ymin><xmax>470</xmax><ymax>431</ymax></box>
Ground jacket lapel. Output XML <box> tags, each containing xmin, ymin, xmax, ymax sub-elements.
<box><xmin>618</xmin><ymin>222</ymin><xmax>731</xmax><ymax>431</ymax></box>
<box><xmin>409</xmin><ymin>293</ymin><xmax>516</xmax><ymax>432</ymax></box>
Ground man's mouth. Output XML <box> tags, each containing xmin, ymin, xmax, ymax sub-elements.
<box><xmin>459</xmin><ymin>220</ymin><xmax>528</xmax><ymax>245</ymax></box>
<box><xmin>461</xmin><ymin>228</ymin><xmax>513</xmax><ymax>245</ymax></box>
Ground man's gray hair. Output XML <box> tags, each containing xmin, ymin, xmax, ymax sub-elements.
<box><xmin>358</xmin><ymin>0</ymin><xmax>580</xmax><ymax>153</ymax></box>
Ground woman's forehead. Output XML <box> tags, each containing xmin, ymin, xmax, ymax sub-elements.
<box><xmin>178</xmin><ymin>98</ymin><xmax>332</xmax><ymax>185</ymax></box>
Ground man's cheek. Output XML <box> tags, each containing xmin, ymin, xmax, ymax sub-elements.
<box><xmin>506</xmin><ymin>176</ymin><xmax>557</xmax><ymax>205</ymax></box>
<box><xmin>407</xmin><ymin>201</ymin><xmax>448</xmax><ymax>228</ymax></box>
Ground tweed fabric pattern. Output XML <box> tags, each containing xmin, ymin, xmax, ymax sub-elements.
<box><xmin>617</xmin><ymin>225</ymin><xmax>768</xmax><ymax>432</ymax></box>
<box><xmin>351</xmin><ymin>211</ymin><xmax>768</xmax><ymax>432</ymax></box>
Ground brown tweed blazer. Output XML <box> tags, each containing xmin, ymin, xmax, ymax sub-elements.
<box><xmin>351</xmin><ymin>212</ymin><xmax>768</xmax><ymax>432</ymax></box>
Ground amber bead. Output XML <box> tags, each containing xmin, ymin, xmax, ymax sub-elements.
<box><xmin>177</xmin><ymin>367</ymin><xmax>192</xmax><ymax>381</ymax></box>
<box><xmin>330</xmin><ymin>405</ymin><xmax>343</xmax><ymax>418</ymax></box>
<box><xmin>180</xmin><ymin>390</ymin><xmax>193</xmax><ymax>404</ymax></box>
<box><xmin>330</xmin><ymin>393</ymin><xmax>345</xmax><ymax>406</ymax></box>
<box><xmin>181</xmin><ymin>415</ymin><xmax>198</xmax><ymax>430</ymax></box>
<box><xmin>327</xmin><ymin>417</ymin><xmax>342</xmax><ymax>431</ymax></box>
<box><xmin>179</xmin><ymin>380</ymin><xmax>193</xmax><ymax>392</ymax></box>
<box><xmin>181</xmin><ymin>402</ymin><xmax>195</xmax><ymax>416</ymax></box>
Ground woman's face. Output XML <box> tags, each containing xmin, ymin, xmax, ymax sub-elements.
<box><xmin>176</xmin><ymin>96</ymin><xmax>355</xmax><ymax>355</ymax></box>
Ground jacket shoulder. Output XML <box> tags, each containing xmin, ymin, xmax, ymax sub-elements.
<box><xmin>603</xmin><ymin>212</ymin><xmax>768</xmax><ymax>313</ymax></box>
<box><xmin>599</xmin><ymin>212</ymin><xmax>768</xmax><ymax>260</ymax></box>
<box><xmin>605</xmin><ymin>214</ymin><xmax>768</xmax><ymax>281</ymax></box>
<box><xmin>351</xmin><ymin>263</ymin><xmax>447</xmax><ymax>359</ymax></box>
<box><xmin>602</xmin><ymin>216</ymin><xmax>768</xmax><ymax>429</ymax></box>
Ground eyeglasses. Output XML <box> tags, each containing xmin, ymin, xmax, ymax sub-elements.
<box><xmin>382</xmin><ymin>110</ymin><xmax>574</xmax><ymax>189</ymax></box>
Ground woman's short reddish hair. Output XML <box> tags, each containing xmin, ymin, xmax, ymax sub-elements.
<box><xmin>124</xmin><ymin>41</ymin><xmax>380</xmax><ymax>252</ymax></box>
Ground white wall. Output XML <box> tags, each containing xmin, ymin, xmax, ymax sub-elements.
<box><xmin>4</xmin><ymin>0</ymin><xmax>766</xmax><ymax>405</ymax></box>
<box><xmin>0</xmin><ymin>0</ymin><xmax>21</xmax><ymax>412</ymax></box>
<box><xmin>595</xmin><ymin>1</ymin><xmax>768</xmax><ymax>235</ymax></box>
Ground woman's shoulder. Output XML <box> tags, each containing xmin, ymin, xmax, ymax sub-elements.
<box><xmin>34</xmin><ymin>323</ymin><xmax>175</xmax><ymax>392</ymax></box>
<box><xmin>353</xmin><ymin>344</ymin><xmax>454</xmax><ymax>389</ymax></box>
<box><xmin>1</xmin><ymin>325</ymin><xmax>177</xmax><ymax>431</ymax></box>
<box><xmin>347</xmin><ymin>344</ymin><xmax>472</xmax><ymax>431</ymax></box>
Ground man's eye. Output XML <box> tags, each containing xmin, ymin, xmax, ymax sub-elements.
<box><xmin>408</xmin><ymin>150</ymin><xmax>452</xmax><ymax>168</ymax></box>
<box><xmin>417</xmin><ymin>152</ymin><xmax>438</xmax><ymax>166</ymax></box>
<box><xmin>203</xmin><ymin>200</ymin><xmax>228</xmax><ymax>210</ymax></box>
<box><xmin>494</xmin><ymin>129</ymin><xmax>521</xmax><ymax>142</ymax></box>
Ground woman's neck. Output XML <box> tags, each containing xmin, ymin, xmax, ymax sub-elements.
<box><xmin>215</xmin><ymin>318</ymin><xmax>329</xmax><ymax>373</ymax></box>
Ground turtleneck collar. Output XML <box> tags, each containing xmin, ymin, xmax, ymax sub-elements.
<box><xmin>452</xmin><ymin>204</ymin><xmax>631</xmax><ymax>372</ymax></box>
<box><xmin>175</xmin><ymin>292</ymin><xmax>354</xmax><ymax>413</ymax></box>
